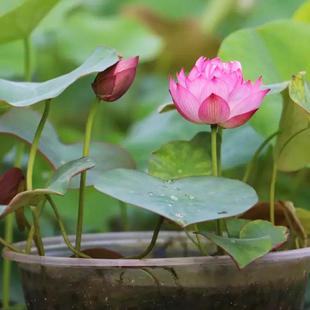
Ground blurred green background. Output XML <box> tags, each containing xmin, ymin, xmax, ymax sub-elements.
<box><xmin>1</xmin><ymin>0</ymin><xmax>310</xmax><ymax>307</ymax></box>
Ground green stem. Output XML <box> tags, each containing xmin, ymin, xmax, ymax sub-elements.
<box><xmin>26</xmin><ymin>99</ymin><xmax>51</xmax><ymax>190</ymax></box>
<box><xmin>211</xmin><ymin>125</ymin><xmax>223</xmax><ymax>237</ymax></box>
<box><xmin>25</xmin><ymin>99</ymin><xmax>50</xmax><ymax>256</ymax></box>
<box><xmin>126</xmin><ymin>216</ymin><xmax>165</xmax><ymax>259</ymax></box>
<box><xmin>30</xmin><ymin>206</ymin><xmax>44</xmax><ymax>255</ymax></box>
<box><xmin>25</xmin><ymin>198</ymin><xmax>46</xmax><ymax>254</ymax></box>
<box><xmin>45</xmin><ymin>195</ymin><xmax>90</xmax><ymax>258</ymax></box>
<box><xmin>269</xmin><ymin>159</ymin><xmax>278</xmax><ymax>225</ymax></box>
<box><xmin>76</xmin><ymin>96</ymin><xmax>101</xmax><ymax>252</ymax></box>
<box><xmin>217</xmin><ymin>127</ymin><xmax>223</xmax><ymax>176</ymax></box>
<box><xmin>23</xmin><ymin>36</ymin><xmax>32</xmax><ymax>82</ymax></box>
<box><xmin>119</xmin><ymin>201</ymin><xmax>130</xmax><ymax>231</ymax></box>
<box><xmin>3</xmin><ymin>143</ymin><xmax>25</xmax><ymax>308</ymax></box>
<box><xmin>243</xmin><ymin>131</ymin><xmax>280</xmax><ymax>183</ymax></box>
<box><xmin>0</xmin><ymin>238</ymin><xmax>24</xmax><ymax>254</ymax></box>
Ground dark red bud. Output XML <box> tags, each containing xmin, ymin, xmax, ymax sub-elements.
<box><xmin>92</xmin><ymin>56</ymin><xmax>139</xmax><ymax>102</ymax></box>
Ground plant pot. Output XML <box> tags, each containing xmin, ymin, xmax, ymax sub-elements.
<box><xmin>3</xmin><ymin>231</ymin><xmax>310</xmax><ymax>310</ymax></box>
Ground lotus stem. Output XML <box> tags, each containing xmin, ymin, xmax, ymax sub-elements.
<box><xmin>211</xmin><ymin>124</ymin><xmax>223</xmax><ymax>237</ymax></box>
<box><xmin>126</xmin><ymin>216</ymin><xmax>165</xmax><ymax>259</ymax></box>
<box><xmin>269</xmin><ymin>159</ymin><xmax>278</xmax><ymax>225</ymax></box>
<box><xmin>75</xmin><ymin>96</ymin><xmax>101</xmax><ymax>253</ymax></box>
<box><xmin>119</xmin><ymin>201</ymin><xmax>130</xmax><ymax>231</ymax></box>
<box><xmin>45</xmin><ymin>195</ymin><xmax>91</xmax><ymax>258</ymax></box>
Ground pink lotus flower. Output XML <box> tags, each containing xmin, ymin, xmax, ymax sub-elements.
<box><xmin>169</xmin><ymin>57</ymin><xmax>270</xmax><ymax>128</ymax></box>
<box><xmin>92</xmin><ymin>56</ymin><xmax>139</xmax><ymax>102</ymax></box>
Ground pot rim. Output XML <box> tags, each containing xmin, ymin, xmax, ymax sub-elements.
<box><xmin>3</xmin><ymin>231</ymin><xmax>310</xmax><ymax>267</ymax></box>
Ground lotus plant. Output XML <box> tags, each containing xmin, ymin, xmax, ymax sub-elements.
<box><xmin>0</xmin><ymin>47</ymin><xmax>309</xmax><ymax>276</ymax></box>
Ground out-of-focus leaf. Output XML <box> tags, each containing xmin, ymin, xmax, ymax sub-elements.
<box><xmin>0</xmin><ymin>108</ymin><xmax>136</xmax><ymax>187</ymax></box>
<box><xmin>296</xmin><ymin>207</ymin><xmax>310</xmax><ymax>236</ymax></box>
<box><xmin>123</xmin><ymin>5</ymin><xmax>220</xmax><ymax>72</ymax></box>
<box><xmin>0</xmin><ymin>0</ymin><xmax>61</xmax><ymax>44</ymax></box>
<box><xmin>0</xmin><ymin>46</ymin><xmax>118</xmax><ymax>107</ymax></box>
<box><xmin>196</xmin><ymin>231</ymin><xmax>272</xmax><ymax>269</ymax></box>
<box><xmin>94</xmin><ymin>168</ymin><xmax>258</xmax><ymax>227</ymax></box>
<box><xmin>0</xmin><ymin>157</ymin><xmax>95</xmax><ymax>219</ymax></box>
<box><xmin>293</xmin><ymin>0</ymin><xmax>310</xmax><ymax>23</ymax></box>
<box><xmin>56</xmin><ymin>12</ymin><xmax>162</xmax><ymax>64</ymax></box>
<box><xmin>148</xmin><ymin>140</ymin><xmax>211</xmax><ymax>180</ymax></box>
<box><xmin>219</xmin><ymin>20</ymin><xmax>310</xmax><ymax>137</ymax></box>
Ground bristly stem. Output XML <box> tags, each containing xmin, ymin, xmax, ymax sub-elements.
<box><xmin>269</xmin><ymin>159</ymin><xmax>278</xmax><ymax>225</ymax></box>
<box><xmin>126</xmin><ymin>216</ymin><xmax>165</xmax><ymax>259</ymax></box>
<box><xmin>75</xmin><ymin>96</ymin><xmax>101</xmax><ymax>252</ymax></box>
<box><xmin>2</xmin><ymin>143</ymin><xmax>25</xmax><ymax>308</ymax></box>
<box><xmin>45</xmin><ymin>195</ymin><xmax>91</xmax><ymax>258</ymax></box>
<box><xmin>211</xmin><ymin>124</ymin><xmax>223</xmax><ymax>237</ymax></box>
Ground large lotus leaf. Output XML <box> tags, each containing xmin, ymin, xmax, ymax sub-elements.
<box><xmin>0</xmin><ymin>108</ymin><xmax>136</xmax><ymax>187</ymax></box>
<box><xmin>94</xmin><ymin>168</ymin><xmax>258</xmax><ymax>227</ymax></box>
<box><xmin>0</xmin><ymin>0</ymin><xmax>61</xmax><ymax>44</ymax></box>
<box><xmin>123</xmin><ymin>110</ymin><xmax>264</xmax><ymax>170</ymax></box>
<box><xmin>148</xmin><ymin>140</ymin><xmax>211</xmax><ymax>180</ymax></box>
<box><xmin>0</xmin><ymin>157</ymin><xmax>95</xmax><ymax>219</ymax></box>
<box><xmin>0</xmin><ymin>46</ymin><xmax>118</xmax><ymax>107</ymax></box>
<box><xmin>218</xmin><ymin>20</ymin><xmax>310</xmax><ymax>137</ymax></box>
<box><xmin>196</xmin><ymin>231</ymin><xmax>272</xmax><ymax>269</ymax></box>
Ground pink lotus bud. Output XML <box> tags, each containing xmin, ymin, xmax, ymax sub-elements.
<box><xmin>92</xmin><ymin>56</ymin><xmax>139</xmax><ymax>102</ymax></box>
<box><xmin>169</xmin><ymin>57</ymin><xmax>270</xmax><ymax>128</ymax></box>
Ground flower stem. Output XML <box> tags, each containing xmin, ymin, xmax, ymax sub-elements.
<box><xmin>25</xmin><ymin>99</ymin><xmax>50</xmax><ymax>255</ymax></box>
<box><xmin>75</xmin><ymin>96</ymin><xmax>101</xmax><ymax>252</ymax></box>
<box><xmin>126</xmin><ymin>216</ymin><xmax>165</xmax><ymax>259</ymax></box>
<box><xmin>26</xmin><ymin>99</ymin><xmax>51</xmax><ymax>190</ymax></box>
<box><xmin>30</xmin><ymin>206</ymin><xmax>45</xmax><ymax>256</ymax></box>
<box><xmin>269</xmin><ymin>159</ymin><xmax>278</xmax><ymax>225</ymax></box>
<box><xmin>45</xmin><ymin>195</ymin><xmax>91</xmax><ymax>258</ymax></box>
<box><xmin>211</xmin><ymin>124</ymin><xmax>223</xmax><ymax>237</ymax></box>
<box><xmin>2</xmin><ymin>143</ymin><xmax>25</xmax><ymax>308</ymax></box>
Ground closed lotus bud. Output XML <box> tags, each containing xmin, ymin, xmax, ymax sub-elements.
<box><xmin>169</xmin><ymin>57</ymin><xmax>270</xmax><ymax>128</ymax></box>
<box><xmin>92</xmin><ymin>56</ymin><xmax>139</xmax><ymax>102</ymax></box>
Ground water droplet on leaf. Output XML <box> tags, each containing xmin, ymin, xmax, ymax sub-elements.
<box><xmin>189</xmin><ymin>195</ymin><xmax>195</xmax><ymax>200</ymax></box>
<box><xmin>175</xmin><ymin>213</ymin><xmax>184</xmax><ymax>218</ymax></box>
<box><xmin>170</xmin><ymin>195</ymin><xmax>178</xmax><ymax>201</ymax></box>
<box><xmin>148</xmin><ymin>192</ymin><xmax>154</xmax><ymax>196</ymax></box>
